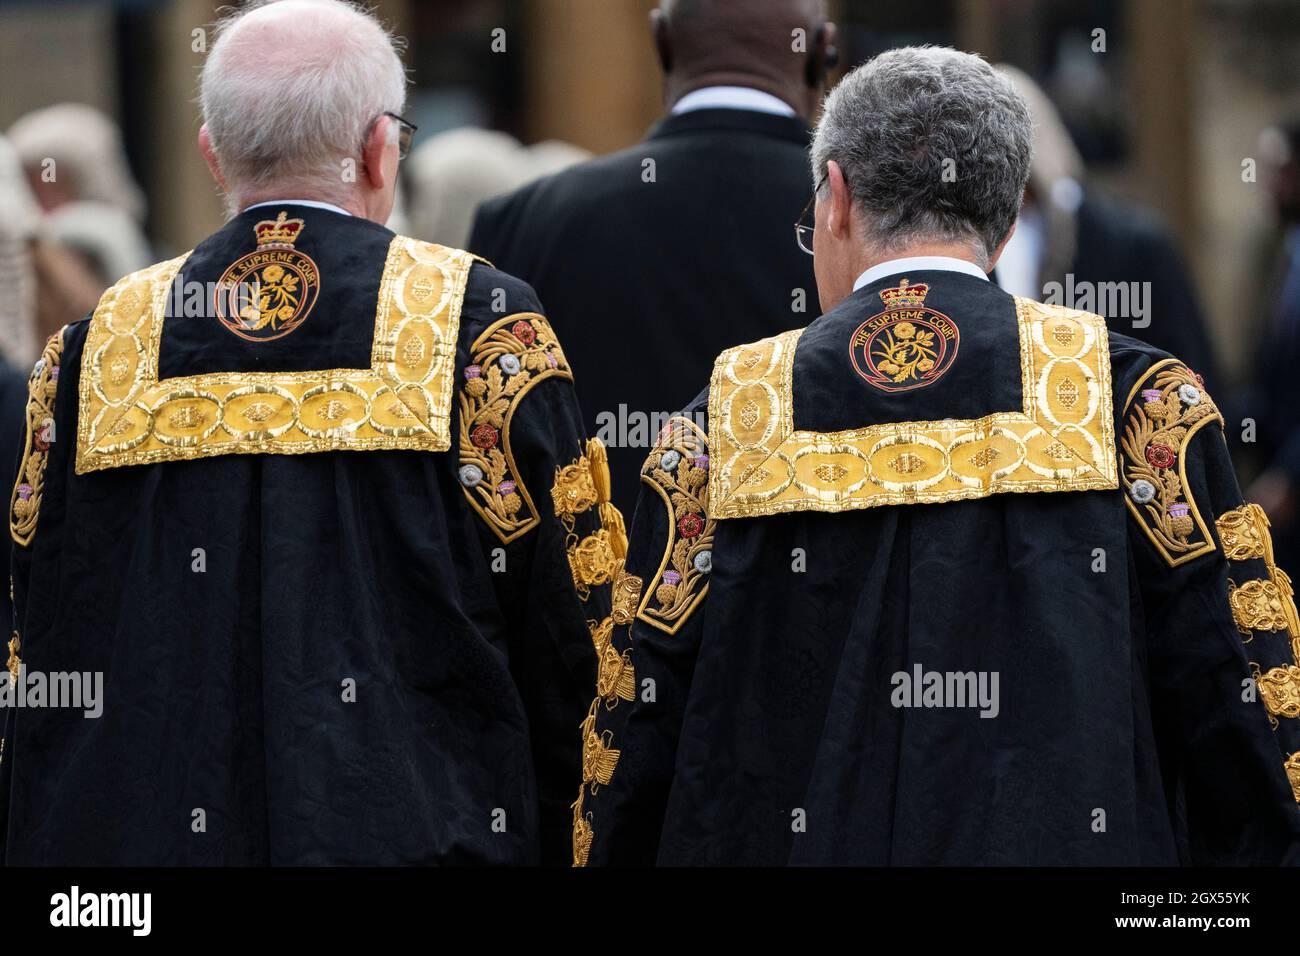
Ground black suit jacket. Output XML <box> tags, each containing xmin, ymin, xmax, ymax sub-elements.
<box><xmin>1071</xmin><ymin>190</ymin><xmax>1221</xmax><ymax>392</ymax></box>
<box><xmin>470</xmin><ymin>108</ymin><xmax>819</xmax><ymax>518</ymax></box>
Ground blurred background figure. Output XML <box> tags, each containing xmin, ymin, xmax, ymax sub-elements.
<box><xmin>997</xmin><ymin>64</ymin><xmax>1221</xmax><ymax>390</ymax></box>
<box><xmin>405</xmin><ymin>127</ymin><xmax>588</xmax><ymax>249</ymax></box>
<box><xmin>6</xmin><ymin>103</ymin><xmax>145</xmax><ymax>349</ymax></box>
<box><xmin>1241</xmin><ymin>118</ymin><xmax>1300</xmax><ymax>567</ymax></box>
<box><xmin>8</xmin><ymin>102</ymin><xmax>148</xmax><ymax>224</ymax></box>
<box><xmin>0</xmin><ymin>135</ymin><xmax>41</xmax><ymax>372</ymax></box>
<box><xmin>470</xmin><ymin>0</ymin><xmax>834</xmax><ymax>518</ymax></box>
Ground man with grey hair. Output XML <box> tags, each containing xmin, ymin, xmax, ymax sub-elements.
<box><xmin>2</xmin><ymin>0</ymin><xmax>620</xmax><ymax>866</ymax></box>
<box><xmin>575</xmin><ymin>47</ymin><xmax>1300</xmax><ymax>865</ymax></box>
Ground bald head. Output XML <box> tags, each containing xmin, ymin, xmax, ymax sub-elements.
<box><xmin>653</xmin><ymin>0</ymin><xmax>834</xmax><ymax>118</ymax></box>
<box><xmin>199</xmin><ymin>0</ymin><xmax>406</xmax><ymax>218</ymax></box>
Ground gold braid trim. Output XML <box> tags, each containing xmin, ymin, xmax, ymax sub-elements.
<box><xmin>6</xmin><ymin>632</ymin><xmax>19</xmax><ymax>683</ymax></box>
<box><xmin>1286</xmin><ymin>753</ymin><xmax>1300</xmax><ymax>803</ymax></box>
<box><xmin>1228</xmin><ymin>574</ymin><xmax>1300</xmax><ymax>639</ymax></box>
<box><xmin>1121</xmin><ymin>361</ymin><xmax>1222</xmax><ymax>567</ymax></box>
<box><xmin>580</xmin><ymin>698</ymin><xmax>620</xmax><ymax>786</ymax></box>
<box><xmin>567</xmin><ymin>530</ymin><xmax>619</xmax><ymax>599</ymax></box>
<box><xmin>1258</xmin><ymin>664</ymin><xmax>1300</xmax><ymax>720</ymax></box>
<box><xmin>636</xmin><ymin>417</ymin><xmax>712</xmax><ymax>635</ymax></box>
<box><xmin>611</xmin><ymin>569</ymin><xmax>643</xmax><ymax>626</ymax></box>
<box><xmin>457</xmin><ymin>313</ymin><xmax>571</xmax><ymax>544</ymax></box>
<box><xmin>10</xmin><ymin>330</ymin><xmax>65</xmax><ymax>546</ymax></box>
<box><xmin>1216</xmin><ymin>503</ymin><xmax>1272</xmax><ymax>562</ymax></box>
<box><xmin>571</xmin><ymin>790</ymin><xmax>594</xmax><ymax>867</ymax></box>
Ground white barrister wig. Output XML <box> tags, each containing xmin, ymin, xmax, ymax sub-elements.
<box><xmin>0</xmin><ymin>134</ymin><xmax>40</xmax><ymax>368</ymax></box>
<box><xmin>8</xmin><ymin>102</ymin><xmax>147</xmax><ymax>224</ymax></box>
<box><xmin>44</xmin><ymin>201</ymin><xmax>153</xmax><ymax>288</ymax></box>
<box><xmin>405</xmin><ymin>127</ymin><xmax>591</xmax><ymax>250</ymax></box>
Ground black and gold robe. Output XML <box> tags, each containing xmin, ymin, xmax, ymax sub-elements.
<box><xmin>575</xmin><ymin>269</ymin><xmax>1300</xmax><ymax>866</ymax></box>
<box><xmin>0</xmin><ymin>204</ymin><xmax>623</xmax><ymax>865</ymax></box>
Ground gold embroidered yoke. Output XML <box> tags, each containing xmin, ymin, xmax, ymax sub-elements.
<box><xmin>75</xmin><ymin>236</ymin><xmax>474</xmax><ymax>472</ymax></box>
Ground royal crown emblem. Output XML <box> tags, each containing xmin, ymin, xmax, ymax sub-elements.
<box><xmin>878</xmin><ymin>278</ymin><xmax>930</xmax><ymax>310</ymax></box>
<box><xmin>849</xmin><ymin>277</ymin><xmax>959</xmax><ymax>393</ymax></box>
<box><xmin>213</xmin><ymin>210</ymin><xmax>321</xmax><ymax>342</ymax></box>
<box><xmin>253</xmin><ymin>211</ymin><xmax>305</xmax><ymax>249</ymax></box>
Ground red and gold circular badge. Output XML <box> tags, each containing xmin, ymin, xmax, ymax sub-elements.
<box><xmin>849</xmin><ymin>279</ymin><xmax>959</xmax><ymax>393</ymax></box>
<box><xmin>213</xmin><ymin>212</ymin><xmax>320</xmax><ymax>343</ymax></box>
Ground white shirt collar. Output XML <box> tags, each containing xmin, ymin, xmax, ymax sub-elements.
<box><xmin>244</xmin><ymin>199</ymin><xmax>352</xmax><ymax>217</ymax></box>
<box><xmin>853</xmin><ymin>256</ymin><xmax>988</xmax><ymax>292</ymax></box>
<box><xmin>671</xmin><ymin>86</ymin><xmax>797</xmax><ymax>118</ymax></box>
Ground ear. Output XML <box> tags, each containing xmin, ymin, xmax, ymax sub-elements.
<box><xmin>987</xmin><ymin>220</ymin><xmax>1017</xmax><ymax>272</ymax></box>
<box><xmin>198</xmin><ymin>125</ymin><xmax>229</xmax><ymax>193</ymax></box>
<box><xmin>825</xmin><ymin>160</ymin><xmax>853</xmax><ymax>239</ymax></box>
<box><xmin>361</xmin><ymin>115</ymin><xmax>391</xmax><ymax>191</ymax></box>
<box><xmin>651</xmin><ymin>8</ymin><xmax>672</xmax><ymax>74</ymax></box>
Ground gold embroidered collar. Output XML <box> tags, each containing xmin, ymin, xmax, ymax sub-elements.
<box><xmin>707</xmin><ymin>296</ymin><xmax>1118</xmax><ymax>518</ymax></box>
<box><xmin>75</xmin><ymin>236</ymin><xmax>474</xmax><ymax>473</ymax></box>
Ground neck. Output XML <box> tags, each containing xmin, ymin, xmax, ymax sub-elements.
<box><xmin>853</xmin><ymin>241</ymin><xmax>987</xmax><ymax>280</ymax></box>
<box><xmin>665</xmin><ymin>72</ymin><xmax>809</xmax><ymax>119</ymax></box>
<box><xmin>233</xmin><ymin>187</ymin><xmax>368</xmax><ymax>220</ymax></box>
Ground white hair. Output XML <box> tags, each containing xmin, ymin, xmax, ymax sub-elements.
<box><xmin>811</xmin><ymin>46</ymin><xmax>1033</xmax><ymax>267</ymax></box>
<box><xmin>199</xmin><ymin>0</ymin><xmax>407</xmax><ymax>203</ymax></box>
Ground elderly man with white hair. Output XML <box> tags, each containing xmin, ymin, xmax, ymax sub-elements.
<box><xmin>574</xmin><ymin>46</ymin><xmax>1300</xmax><ymax>866</ymax></box>
<box><xmin>2</xmin><ymin>0</ymin><xmax>620</xmax><ymax>866</ymax></box>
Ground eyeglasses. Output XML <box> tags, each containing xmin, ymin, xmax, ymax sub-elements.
<box><xmin>378</xmin><ymin>111</ymin><xmax>418</xmax><ymax>161</ymax></box>
<box><xmin>795</xmin><ymin>175</ymin><xmax>829</xmax><ymax>256</ymax></box>
<box><xmin>795</xmin><ymin>192</ymin><xmax>816</xmax><ymax>256</ymax></box>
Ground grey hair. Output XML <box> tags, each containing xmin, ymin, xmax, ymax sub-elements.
<box><xmin>810</xmin><ymin>46</ymin><xmax>1033</xmax><ymax>266</ymax></box>
<box><xmin>199</xmin><ymin>0</ymin><xmax>407</xmax><ymax>201</ymax></box>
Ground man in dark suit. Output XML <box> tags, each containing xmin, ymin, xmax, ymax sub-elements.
<box><xmin>470</xmin><ymin>0</ymin><xmax>835</xmax><ymax>518</ymax></box>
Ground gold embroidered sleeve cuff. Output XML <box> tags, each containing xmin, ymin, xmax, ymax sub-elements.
<box><xmin>11</xmin><ymin>329</ymin><xmax>65</xmax><ymax>546</ymax></box>
<box><xmin>636</xmin><ymin>417</ymin><xmax>713</xmax><ymax>635</ymax></box>
<box><xmin>1120</xmin><ymin>361</ymin><xmax>1222</xmax><ymax>566</ymax></box>
<box><xmin>457</xmin><ymin>313</ymin><xmax>572</xmax><ymax>543</ymax></box>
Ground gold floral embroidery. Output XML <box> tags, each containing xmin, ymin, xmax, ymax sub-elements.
<box><xmin>75</xmin><ymin>237</ymin><xmax>474</xmax><ymax>473</ymax></box>
<box><xmin>1121</xmin><ymin>361</ymin><xmax>1222</xmax><ymax>566</ymax></box>
<box><xmin>10</xmin><ymin>330</ymin><xmax>65</xmax><ymax>546</ymax></box>
<box><xmin>611</xmin><ymin>570</ymin><xmax>643</xmax><ymax>626</ymax></box>
<box><xmin>636</xmin><ymin>417</ymin><xmax>712</xmax><ymax>635</ymax></box>
<box><xmin>457</xmin><ymin>314</ymin><xmax>571</xmax><ymax>544</ymax></box>
<box><xmin>1257</xmin><ymin>664</ymin><xmax>1300</xmax><ymax>719</ymax></box>
<box><xmin>708</xmin><ymin>298</ymin><xmax>1116</xmax><ymax>519</ymax></box>
<box><xmin>1286</xmin><ymin>753</ymin><xmax>1300</xmax><ymax>802</ymax></box>
<box><xmin>580</xmin><ymin>700</ymin><xmax>620</xmax><ymax>786</ymax></box>
<box><xmin>1216</xmin><ymin>503</ymin><xmax>1271</xmax><ymax>562</ymax></box>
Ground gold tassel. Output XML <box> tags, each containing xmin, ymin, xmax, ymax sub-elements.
<box><xmin>586</xmin><ymin>437</ymin><xmax>612</xmax><ymax>503</ymax></box>
<box><xmin>599</xmin><ymin>501</ymin><xmax>628</xmax><ymax>560</ymax></box>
